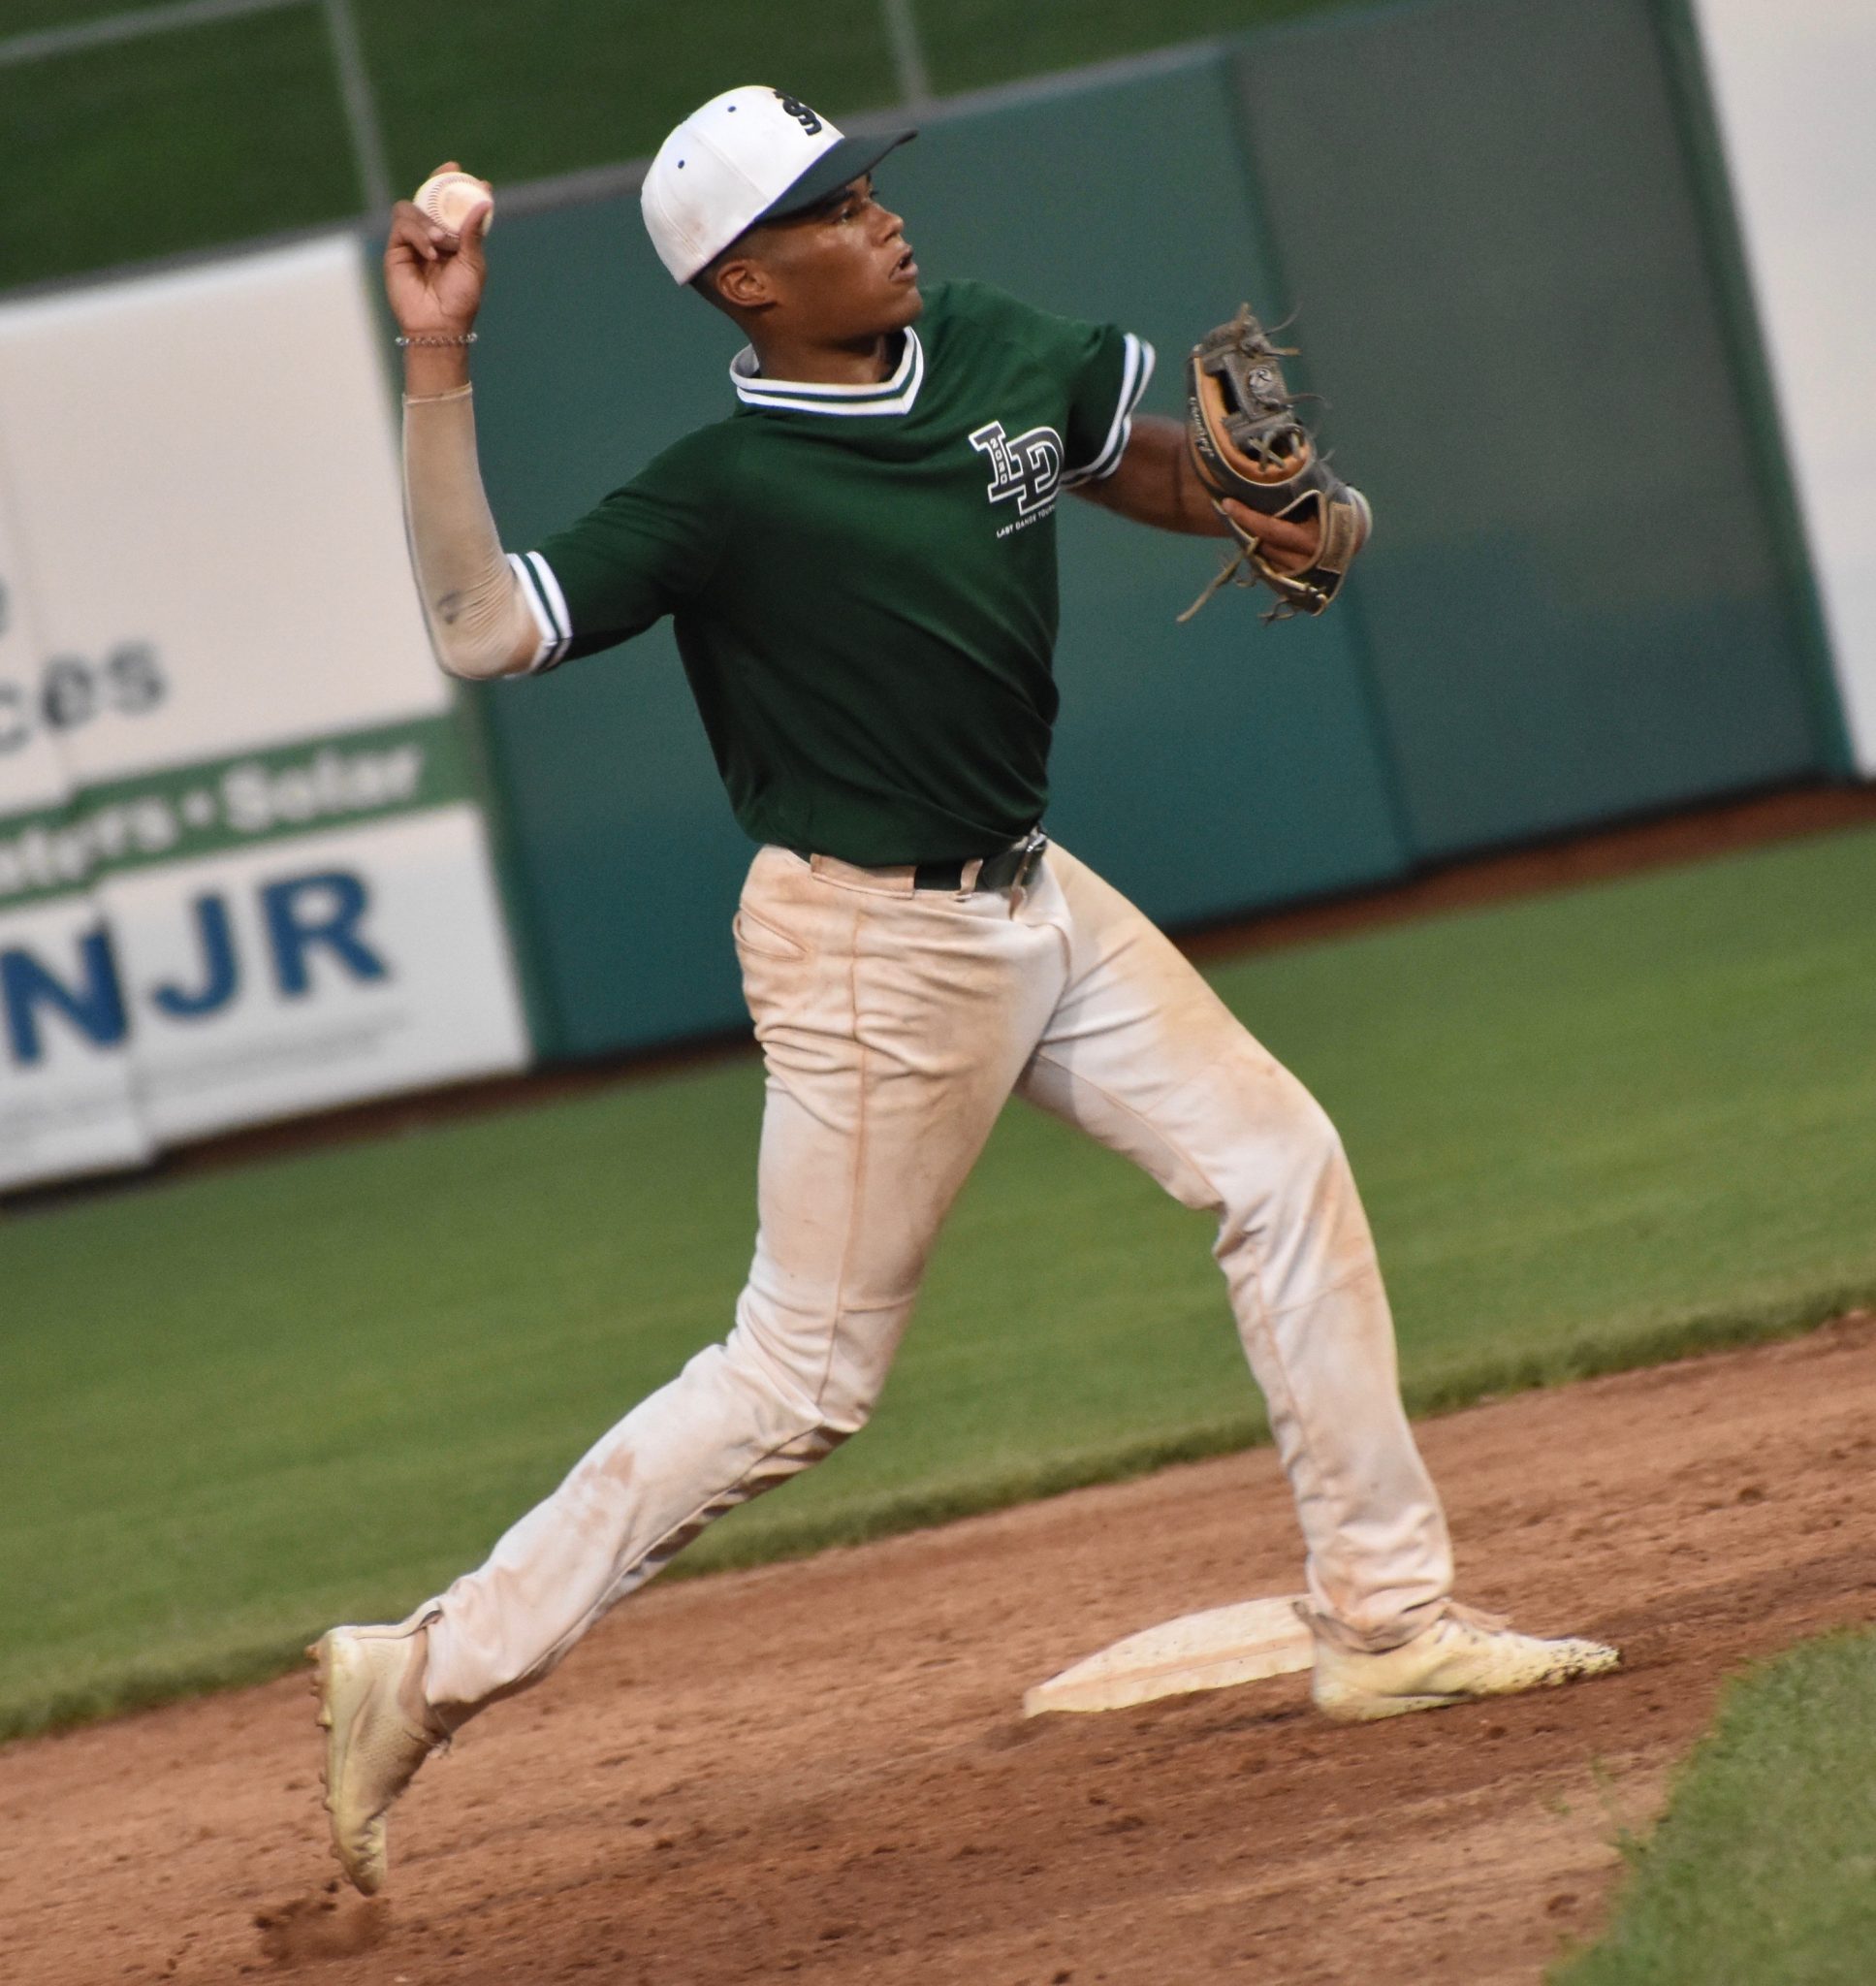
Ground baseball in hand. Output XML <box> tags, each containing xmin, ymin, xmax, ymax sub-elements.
<box><xmin>414</xmin><ymin>170</ymin><xmax>493</xmax><ymax>235</ymax></box>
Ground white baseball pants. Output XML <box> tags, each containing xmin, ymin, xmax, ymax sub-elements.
<box><xmin>421</xmin><ymin>844</ymin><xmax>1453</xmax><ymax>1720</ymax></box>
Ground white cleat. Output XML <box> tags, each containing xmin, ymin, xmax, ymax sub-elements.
<box><xmin>1309</xmin><ymin>1601</ymin><xmax>1620</xmax><ymax>1723</ymax></box>
<box><xmin>308</xmin><ymin>1621</ymin><xmax>443</xmax><ymax>1894</ymax></box>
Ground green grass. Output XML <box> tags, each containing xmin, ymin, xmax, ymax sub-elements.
<box><xmin>2</xmin><ymin>0</ymin><xmax>184</xmax><ymax>34</ymax></box>
<box><xmin>1553</xmin><ymin>1628</ymin><xmax>1876</xmax><ymax>1984</ymax></box>
<box><xmin>0</xmin><ymin>7</ymin><xmax>359</xmax><ymax>291</ymax></box>
<box><xmin>353</xmin><ymin>0</ymin><xmax>902</xmax><ymax>200</ymax></box>
<box><xmin>3</xmin><ymin>822</ymin><xmax>1876</xmax><ymax>1742</ymax></box>
<box><xmin>0</xmin><ymin>0</ymin><xmax>1360</xmax><ymax>293</ymax></box>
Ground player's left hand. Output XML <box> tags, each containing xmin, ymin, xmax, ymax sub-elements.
<box><xmin>1221</xmin><ymin>500</ymin><xmax>1321</xmax><ymax>577</ymax></box>
<box><xmin>1182</xmin><ymin>306</ymin><xmax>1372</xmax><ymax>621</ymax></box>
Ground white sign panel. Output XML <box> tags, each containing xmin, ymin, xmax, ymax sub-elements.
<box><xmin>0</xmin><ymin>236</ymin><xmax>527</xmax><ymax>1189</ymax></box>
<box><xmin>1694</xmin><ymin>0</ymin><xmax>1876</xmax><ymax>772</ymax></box>
<box><xmin>102</xmin><ymin>808</ymin><xmax>524</xmax><ymax>1145</ymax></box>
<box><xmin>0</xmin><ymin>479</ymin><xmax>152</xmax><ymax>1189</ymax></box>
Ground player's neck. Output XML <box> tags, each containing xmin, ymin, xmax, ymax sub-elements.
<box><xmin>748</xmin><ymin>328</ymin><xmax>900</xmax><ymax>388</ymax></box>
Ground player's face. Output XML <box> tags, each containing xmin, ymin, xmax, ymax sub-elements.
<box><xmin>757</xmin><ymin>176</ymin><xmax>922</xmax><ymax>340</ymax></box>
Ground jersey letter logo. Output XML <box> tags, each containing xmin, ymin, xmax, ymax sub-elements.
<box><xmin>970</xmin><ymin>422</ymin><xmax>1065</xmax><ymax>530</ymax></box>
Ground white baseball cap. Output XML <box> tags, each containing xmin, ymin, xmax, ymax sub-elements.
<box><xmin>642</xmin><ymin>86</ymin><xmax>916</xmax><ymax>284</ymax></box>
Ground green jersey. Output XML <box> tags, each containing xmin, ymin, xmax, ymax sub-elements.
<box><xmin>518</xmin><ymin>279</ymin><xmax>1154</xmax><ymax>865</ymax></box>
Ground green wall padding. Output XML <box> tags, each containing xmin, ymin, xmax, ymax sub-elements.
<box><xmin>467</xmin><ymin>206</ymin><xmax>759</xmax><ymax>1057</ymax></box>
<box><xmin>469</xmin><ymin>51</ymin><xmax>1412</xmax><ymax>1058</ymax></box>
<box><xmin>466</xmin><ymin>14</ymin><xmax>1839</xmax><ymax>1061</ymax></box>
<box><xmin>1234</xmin><ymin>0</ymin><xmax>1830</xmax><ymax>857</ymax></box>
<box><xmin>879</xmin><ymin>55</ymin><xmax>1413</xmax><ymax>927</ymax></box>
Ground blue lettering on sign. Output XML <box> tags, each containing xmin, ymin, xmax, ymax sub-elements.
<box><xmin>151</xmin><ymin>894</ymin><xmax>239</xmax><ymax>1019</ymax></box>
<box><xmin>261</xmin><ymin>870</ymin><xmax>387</xmax><ymax>997</ymax></box>
<box><xmin>0</xmin><ymin>680</ymin><xmax>26</xmax><ymax>753</ymax></box>
<box><xmin>1</xmin><ymin>928</ymin><xmax>127</xmax><ymax>1066</ymax></box>
<box><xmin>0</xmin><ymin>868</ymin><xmax>391</xmax><ymax>1067</ymax></box>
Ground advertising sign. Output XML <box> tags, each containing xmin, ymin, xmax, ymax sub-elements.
<box><xmin>0</xmin><ymin>236</ymin><xmax>527</xmax><ymax>1190</ymax></box>
<box><xmin>0</xmin><ymin>483</ymin><xmax>152</xmax><ymax>1190</ymax></box>
<box><xmin>1696</xmin><ymin>0</ymin><xmax>1876</xmax><ymax>771</ymax></box>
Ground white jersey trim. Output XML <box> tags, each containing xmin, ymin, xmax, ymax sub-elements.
<box><xmin>1061</xmin><ymin>332</ymin><xmax>1156</xmax><ymax>489</ymax></box>
<box><xmin>511</xmin><ymin>550</ymin><xmax>573</xmax><ymax>672</ymax></box>
<box><xmin>730</xmin><ymin>329</ymin><xmax>926</xmax><ymax>417</ymax></box>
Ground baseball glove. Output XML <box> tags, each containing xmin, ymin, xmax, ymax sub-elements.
<box><xmin>1180</xmin><ymin>304</ymin><xmax>1372</xmax><ymax>623</ymax></box>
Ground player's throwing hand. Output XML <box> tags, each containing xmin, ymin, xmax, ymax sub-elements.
<box><xmin>384</xmin><ymin>160</ymin><xmax>492</xmax><ymax>340</ymax></box>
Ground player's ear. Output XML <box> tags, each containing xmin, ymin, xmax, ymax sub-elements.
<box><xmin>711</xmin><ymin>253</ymin><xmax>778</xmax><ymax>312</ymax></box>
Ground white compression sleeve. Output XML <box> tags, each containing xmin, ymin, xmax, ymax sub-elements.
<box><xmin>401</xmin><ymin>385</ymin><xmax>557</xmax><ymax>680</ymax></box>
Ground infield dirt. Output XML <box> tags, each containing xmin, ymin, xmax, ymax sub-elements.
<box><xmin>7</xmin><ymin>1315</ymin><xmax>1876</xmax><ymax>1986</ymax></box>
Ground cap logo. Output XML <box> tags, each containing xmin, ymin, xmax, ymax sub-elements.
<box><xmin>643</xmin><ymin>84</ymin><xmax>913</xmax><ymax>283</ymax></box>
<box><xmin>774</xmin><ymin>91</ymin><xmax>824</xmax><ymax>137</ymax></box>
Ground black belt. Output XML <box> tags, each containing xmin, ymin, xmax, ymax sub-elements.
<box><xmin>913</xmin><ymin>827</ymin><xmax>1049</xmax><ymax>893</ymax></box>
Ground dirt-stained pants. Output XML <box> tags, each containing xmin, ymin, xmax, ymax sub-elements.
<box><xmin>421</xmin><ymin>845</ymin><xmax>1453</xmax><ymax>1719</ymax></box>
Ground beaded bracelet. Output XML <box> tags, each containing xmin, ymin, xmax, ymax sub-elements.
<box><xmin>395</xmin><ymin>332</ymin><xmax>479</xmax><ymax>347</ymax></box>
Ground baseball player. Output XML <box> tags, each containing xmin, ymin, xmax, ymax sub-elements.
<box><xmin>310</xmin><ymin>87</ymin><xmax>1618</xmax><ymax>1896</ymax></box>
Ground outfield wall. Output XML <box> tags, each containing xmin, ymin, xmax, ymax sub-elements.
<box><xmin>0</xmin><ymin>0</ymin><xmax>1867</xmax><ymax>1188</ymax></box>
<box><xmin>466</xmin><ymin>1</ymin><xmax>1845</xmax><ymax>1059</ymax></box>
<box><xmin>0</xmin><ymin>239</ymin><xmax>527</xmax><ymax>1191</ymax></box>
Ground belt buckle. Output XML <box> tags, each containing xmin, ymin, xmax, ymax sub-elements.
<box><xmin>1011</xmin><ymin>826</ymin><xmax>1048</xmax><ymax>890</ymax></box>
